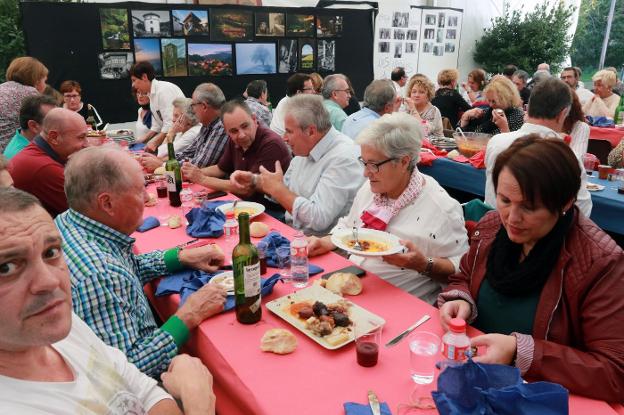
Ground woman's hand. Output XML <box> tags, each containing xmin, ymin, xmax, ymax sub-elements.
<box><xmin>459</xmin><ymin>108</ymin><xmax>484</xmax><ymax>127</ymax></box>
<box><xmin>307</xmin><ymin>235</ymin><xmax>335</xmax><ymax>257</ymax></box>
<box><xmin>470</xmin><ymin>334</ymin><xmax>517</xmax><ymax>365</ymax></box>
<box><xmin>404</xmin><ymin>97</ymin><xmax>417</xmax><ymax>113</ymax></box>
<box><xmin>439</xmin><ymin>299</ymin><xmax>471</xmax><ymax>331</ymax></box>
<box><xmin>492</xmin><ymin>109</ymin><xmax>510</xmax><ymax>132</ymax></box>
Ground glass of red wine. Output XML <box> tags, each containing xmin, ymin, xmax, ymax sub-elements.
<box><xmin>355</xmin><ymin>320</ymin><xmax>383</xmax><ymax>367</ymax></box>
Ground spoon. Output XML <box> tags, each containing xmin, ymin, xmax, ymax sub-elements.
<box><xmin>352</xmin><ymin>226</ymin><xmax>363</xmax><ymax>251</ymax></box>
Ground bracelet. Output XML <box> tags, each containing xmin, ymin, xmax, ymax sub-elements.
<box><xmin>422</xmin><ymin>257</ymin><xmax>434</xmax><ymax>276</ymax></box>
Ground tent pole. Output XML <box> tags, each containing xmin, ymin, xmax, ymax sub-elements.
<box><xmin>598</xmin><ymin>0</ymin><xmax>617</xmax><ymax>69</ymax></box>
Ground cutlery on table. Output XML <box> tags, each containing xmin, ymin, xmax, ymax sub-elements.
<box><xmin>368</xmin><ymin>390</ymin><xmax>381</xmax><ymax>415</ymax></box>
<box><xmin>352</xmin><ymin>226</ymin><xmax>363</xmax><ymax>251</ymax></box>
<box><xmin>385</xmin><ymin>314</ymin><xmax>431</xmax><ymax>347</ymax></box>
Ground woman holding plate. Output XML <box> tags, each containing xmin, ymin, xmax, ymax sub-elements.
<box><xmin>308</xmin><ymin>112</ymin><xmax>469</xmax><ymax>304</ymax></box>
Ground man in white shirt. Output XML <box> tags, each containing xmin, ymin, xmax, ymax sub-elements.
<box><xmin>390</xmin><ymin>67</ymin><xmax>408</xmax><ymax>112</ymax></box>
<box><xmin>560</xmin><ymin>67</ymin><xmax>594</xmax><ymax>105</ymax></box>
<box><xmin>130</xmin><ymin>61</ymin><xmax>185</xmax><ymax>152</ymax></box>
<box><xmin>485</xmin><ymin>78</ymin><xmax>592</xmax><ymax>217</ymax></box>
<box><xmin>0</xmin><ymin>187</ymin><xmax>216</xmax><ymax>414</ymax></box>
<box><xmin>269</xmin><ymin>73</ymin><xmax>315</xmax><ymax>136</ymax></box>
<box><xmin>232</xmin><ymin>94</ymin><xmax>364</xmax><ymax>236</ymax></box>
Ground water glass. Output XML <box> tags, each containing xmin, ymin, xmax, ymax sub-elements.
<box><xmin>276</xmin><ymin>246</ymin><xmax>291</xmax><ymax>278</ymax></box>
<box><xmin>408</xmin><ymin>331</ymin><xmax>440</xmax><ymax>384</ymax></box>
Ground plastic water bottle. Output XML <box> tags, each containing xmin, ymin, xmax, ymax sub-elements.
<box><xmin>290</xmin><ymin>231</ymin><xmax>309</xmax><ymax>288</ymax></box>
<box><xmin>223</xmin><ymin>211</ymin><xmax>239</xmax><ymax>240</ymax></box>
<box><xmin>420</xmin><ymin>119</ymin><xmax>430</xmax><ymax>138</ymax></box>
<box><xmin>440</xmin><ymin>318</ymin><xmax>471</xmax><ymax>370</ymax></box>
<box><xmin>180</xmin><ymin>183</ymin><xmax>193</xmax><ymax>204</ymax></box>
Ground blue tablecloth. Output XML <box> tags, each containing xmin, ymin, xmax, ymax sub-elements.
<box><xmin>421</xmin><ymin>158</ymin><xmax>624</xmax><ymax>235</ymax></box>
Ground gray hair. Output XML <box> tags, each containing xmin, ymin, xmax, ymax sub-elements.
<box><xmin>531</xmin><ymin>70</ymin><xmax>551</xmax><ymax>86</ymax></box>
<box><xmin>0</xmin><ymin>187</ymin><xmax>41</xmax><ymax>214</ymax></box>
<box><xmin>193</xmin><ymin>83</ymin><xmax>226</xmax><ymax>109</ymax></box>
<box><xmin>285</xmin><ymin>94</ymin><xmax>332</xmax><ymax>133</ymax></box>
<box><xmin>363</xmin><ymin>80</ymin><xmax>396</xmax><ymax>113</ymax></box>
<box><xmin>356</xmin><ymin>112</ymin><xmax>423</xmax><ymax>171</ymax></box>
<box><xmin>321</xmin><ymin>73</ymin><xmax>346</xmax><ymax>99</ymax></box>
<box><xmin>65</xmin><ymin>146</ymin><xmax>135</xmax><ymax>212</ymax></box>
<box><xmin>173</xmin><ymin>97</ymin><xmax>198</xmax><ymax>124</ymax></box>
<box><xmin>513</xmin><ymin>70</ymin><xmax>529</xmax><ymax>83</ymax></box>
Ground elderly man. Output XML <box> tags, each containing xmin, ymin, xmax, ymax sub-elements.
<box><xmin>537</xmin><ymin>62</ymin><xmax>550</xmax><ymax>73</ymax></box>
<box><xmin>232</xmin><ymin>94</ymin><xmax>363</xmax><ymax>236</ymax></box>
<box><xmin>130</xmin><ymin>61</ymin><xmax>185</xmax><ymax>151</ymax></box>
<box><xmin>511</xmin><ymin>70</ymin><xmax>531</xmax><ymax>106</ymax></box>
<box><xmin>55</xmin><ymin>146</ymin><xmax>227</xmax><ymax>377</ymax></box>
<box><xmin>560</xmin><ymin>67</ymin><xmax>593</xmax><ymax>105</ymax></box>
<box><xmin>321</xmin><ymin>74</ymin><xmax>351</xmax><ymax>131</ymax></box>
<box><xmin>342</xmin><ymin>79</ymin><xmax>398</xmax><ymax>140</ymax></box>
<box><xmin>245</xmin><ymin>79</ymin><xmax>272</xmax><ymax>127</ymax></box>
<box><xmin>485</xmin><ymin>78</ymin><xmax>592</xmax><ymax>217</ymax></box>
<box><xmin>3</xmin><ymin>95</ymin><xmax>57</xmax><ymax>159</ymax></box>
<box><xmin>9</xmin><ymin>108</ymin><xmax>87</xmax><ymax>217</ymax></box>
<box><xmin>0</xmin><ymin>187</ymin><xmax>216</xmax><ymax>414</ymax></box>
<box><xmin>182</xmin><ymin>100</ymin><xmax>291</xmax><ymax>213</ymax></box>
<box><xmin>0</xmin><ymin>155</ymin><xmax>13</xmax><ymax>187</ymax></box>
<box><xmin>141</xmin><ymin>83</ymin><xmax>229</xmax><ymax>172</ymax></box>
<box><xmin>270</xmin><ymin>73</ymin><xmax>315</xmax><ymax>136</ymax></box>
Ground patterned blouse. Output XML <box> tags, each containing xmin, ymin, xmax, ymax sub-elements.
<box><xmin>465</xmin><ymin>107</ymin><xmax>524</xmax><ymax>136</ymax></box>
<box><xmin>0</xmin><ymin>81</ymin><xmax>39</xmax><ymax>153</ymax></box>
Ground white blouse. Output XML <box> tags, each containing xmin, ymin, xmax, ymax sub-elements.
<box><xmin>156</xmin><ymin>124</ymin><xmax>202</xmax><ymax>158</ymax></box>
<box><xmin>569</xmin><ymin>121</ymin><xmax>589</xmax><ymax>160</ymax></box>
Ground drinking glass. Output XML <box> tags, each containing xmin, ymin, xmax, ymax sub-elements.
<box><xmin>408</xmin><ymin>331</ymin><xmax>440</xmax><ymax>384</ymax></box>
<box><xmin>276</xmin><ymin>246</ymin><xmax>291</xmax><ymax>279</ymax></box>
<box><xmin>355</xmin><ymin>321</ymin><xmax>383</xmax><ymax>367</ymax></box>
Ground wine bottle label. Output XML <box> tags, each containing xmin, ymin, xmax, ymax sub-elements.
<box><xmin>243</xmin><ymin>262</ymin><xmax>261</xmax><ymax>297</ymax></box>
<box><xmin>249</xmin><ymin>298</ymin><xmax>261</xmax><ymax>313</ymax></box>
<box><xmin>164</xmin><ymin>171</ymin><xmax>177</xmax><ymax>192</ymax></box>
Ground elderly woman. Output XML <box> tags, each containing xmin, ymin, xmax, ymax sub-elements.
<box><xmin>133</xmin><ymin>88</ymin><xmax>152</xmax><ymax>140</ymax></box>
<box><xmin>461</xmin><ymin>68</ymin><xmax>487</xmax><ymax>104</ymax></box>
<box><xmin>59</xmin><ymin>80</ymin><xmax>89</xmax><ymax>119</ymax></box>
<box><xmin>0</xmin><ymin>57</ymin><xmax>48</xmax><ymax>152</ymax></box>
<box><xmin>405</xmin><ymin>76</ymin><xmax>443</xmax><ymax>138</ymax></box>
<box><xmin>439</xmin><ymin>135</ymin><xmax>624</xmax><ymax>402</ymax></box>
<box><xmin>432</xmin><ymin>68</ymin><xmax>472</xmax><ymax>127</ymax></box>
<box><xmin>308</xmin><ymin>112</ymin><xmax>469</xmax><ymax>304</ymax></box>
<box><xmin>459</xmin><ymin>75</ymin><xmax>524</xmax><ymax>135</ymax></box>
<box><xmin>155</xmin><ymin>97</ymin><xmax>201</xmax><ymax>158</ymax></box>
<box><xmin>582</xmin><ymin>69</ymin><xmax>620</xmax><ymax>118</ymax></box>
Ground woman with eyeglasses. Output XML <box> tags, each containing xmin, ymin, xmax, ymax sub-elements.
<box><xmin>133</xmin><ymin>88</ymin><xmax>152</xmax><ymax>141</ymax></box>
<box><xmin>307</xmin><ymin>112</ymin><xmax>469</xmax><ymax>304</ymax></box>
<box><xmin>59</xmin><ymin>80</ymin><xmax>89</xmax><ymax>120</ymax></box>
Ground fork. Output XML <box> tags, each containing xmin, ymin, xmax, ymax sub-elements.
<box><xmin>352</xmin><ymin>226</ymin><xmax>363</xmax><ymax>251</ymax></box>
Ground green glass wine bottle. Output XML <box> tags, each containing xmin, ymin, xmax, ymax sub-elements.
<box><xmin>232</xmin><ymin>213</ymin><xmax>262</xmax><ymax>324</ymax></box>
<box><xmin>165</xmin><ymin>137</ymin><xmax>182</xmax><ymax>207</ymax></box>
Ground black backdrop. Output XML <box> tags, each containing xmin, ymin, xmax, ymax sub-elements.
<box><xmin>20</xmin><ymin>1</ymin><xmax>375</xmax><ymax>123</ymax></box>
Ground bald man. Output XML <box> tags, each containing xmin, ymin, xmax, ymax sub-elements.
<box><xmin>9</xmin><ymin>108</ymin><xmax>88</xmax><ymax>216</ymax></box>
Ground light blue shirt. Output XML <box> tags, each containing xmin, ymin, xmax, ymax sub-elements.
<box><xmin>341</xmin><ymin>107</ymin><xmax>381</xmax><ymax>140</ymax></box>
<box><xmin>284</xmin><ymin>127</ymin><xmax>364</xmax><ymax>236</ymax></box>
<box><xmin>323</xmin><ymin>99</ymin><xmax>348</xmax><ymax>132</ymax></box>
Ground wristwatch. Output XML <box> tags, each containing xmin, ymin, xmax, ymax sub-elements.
<box><xmin>422</xmin><ymin>257</ymin><xmax>434</xmax><ymax>276</ymax></box>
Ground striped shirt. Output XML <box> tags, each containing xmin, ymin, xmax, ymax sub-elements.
<box><xmin>55</xmin><ymin>209</ymin><xmax>178</xmax><ymax>377</ymax></box>
<box><xmin>176</xmin><ymin>117</ymin><xmax>228</xmax><ymax>168</ymax></box>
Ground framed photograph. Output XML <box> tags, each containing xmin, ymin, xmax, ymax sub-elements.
<box><xmin>161</xmin><ymin>39</ymin><xmax>187</xmax><ymax>77</ymax></box>
<box><xmin>98</xmin><ymin>52</ymin><xmax>133</xmax><ymax>79</ymax></box>
<box><xmin>446</xmin><ymin>29</ymin><xmax>457</xmax><ymax>40</ymax></box>
<box><xmin>392</xmin><ymin>12</ymin><xmax>409</xmax><ymax>28</ymax></box>
<box><xmin>378</xmin><ymin>42</ymin><xmax>390</xmax><ymax>53</ymax></box>
<box><xmin>424</xmin><ymin>29</ymin><xmax>434</xmax><ymax>40</ymax></box>
<box><xmin>433</xmin><ymin>45</ymin><xmax>444</xmax><ymax>56</ymax></box>
<box><xmin>425</xmin><ymin>14</ymin><xmax>436</xmax><ymax>26</ymax></box>
<box><xmin>423</xmin><ymin>42</ymin><xmax>432</xmax><ymax>53</ymax></box>
<box><xmin>393</xmin><ymin>29</ymin><xmax>405</xmax><ymax>40</ymax></box>
<box><xmin>255</xmin><ymin>12</ymin><xmax>285</xmax><ymax>37</ymax></box>
<box><xmin>134</xmin><ymin>38</ymin><xmax>162</xmax><ymax>75</ymax></box>
<box><xmin>448</xmin><ymin>16</ymin><xmax>458</xmax><ymax>27</ymax></box>
<box><xmin>210</xmin><ymin>9</ymin><xmax>253</xmax><ymax>41</ymax></box>
<box><xmin>445</xmin><ymin>42</ymin><xmax>456</xmax><ymax>53</ymax></box>
<box><xmin>286</xmin><ymin>14</ymin><xmax>315</xmax><ymax>37</ymax></box>
<box><xmin>100</xmin><ymin>9</ymin><xmax>130</xmax><ymax>50</ymax></box>
<box><xmin>436</xmin><ymin>29</ymin><xmax>444</xmax><ymax>43</ymax></box>
<box><xmin>317</xmin><ymin>39</ymin><xmax>335</xmax><ymax>71</ymax></box>
<box><xmin>172</xmin><ymin>10</ymin><xmax>209</xmax><ymax>36</ymax></box>
<box><xmin>188</xmin><ymin>43</ymin><xmax>233</xmax><ymax>76</ymax></box>
<box><xmin>235</xmin><ymin>43</ymin><xmax>276</xmax><ymax>75</ymax></box>
<box><xmin>438</xmin><ymin>13</ymin><xmax>446</xmax><ymax>28</ymax></box>
<box><xmin>298</xmin><ymin>38</ymin><xmax>316</xmax><ymax>70</ymax></box>
<box><xmin>278</xmin><ymin>39</ymin><xmax>297</xmax><ymax>73</ymax></box>
<box><xmin>405</xmin><ymin>43</ymin><xmax>416</xmax><ymax>54</ymax></box>
<box><xmin>316</xmin><ymin>15</ymin><xmax>343</xmax><ymax>37</ymax></box>
<box><xmin>131</xmin><ymin>10</ymin><xmax>171</xmax><ymax>38</ymax></box>
<box><xmin>394</xmin><ymin>43</ymin><xmax>402</xmax><ymax>58</ymax></box>
<box><xmin>379</xmin><ymin>28</ymin><xmax>390</xmax><ymax>40</ymax></box>
<box><xmin>406</xmin><ymin>30</ymin><xmax>418</xmax><ymax>41</ymax></box>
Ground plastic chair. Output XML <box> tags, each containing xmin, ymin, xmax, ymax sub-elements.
<box><xmin>462</xmin><ymin>199</ymin><xmax>494</xmax><ymax>242</ymax></box>
<box><xmin>587</xmin><ymin>139</ymin><xmax>612</xmax><ymax>165</ymax></box>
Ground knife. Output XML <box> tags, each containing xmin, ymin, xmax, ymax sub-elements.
<box><xmin>385</xmin><ymin>314</ymin><xmax>431</xmax><ymax>347</ymax></box>
<box><xmin>368</xmin><ymin>390</ymin><xmax>381</xmax><ymax>415</ymax></box>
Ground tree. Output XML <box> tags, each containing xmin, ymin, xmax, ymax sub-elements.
<box><xmin>251</xmin><ymin>46</ymin><xmax>269</xmax><ymax>67</ymax></box>
<box><xmin>473</xmin><ymin>2</ymin><xmax>575</xmax><ymax>74</ymax></box>
<box><xmin>0</xmin><ymin>0</ymin><xmax>25</xmax><ymax>82</ymax></box>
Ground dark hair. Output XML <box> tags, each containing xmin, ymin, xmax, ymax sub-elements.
<box><xmin>512</xmin><ymin>70</ymin><xmax>529</xmax><ymax>83</ymax></box>
<box><xmin>59</xmin><ymin>80</ymin><xmax>82</xmax><ymax>95</ymax></box>
<box><xmin>220</xmin><ymin>99</ymin><xmax>253</xmax><ymax>122</ymax></box>
<box><xmin>246</xmin><ymin>80</ymin><xmax>267</xmax><ymax>99</ymax></box>
<box><xmin>0</xmin><ymin>187</ymin><xmax>42</xmax><ymax>213</ymax></box>
<box><xmin>562</xmin><ymin>67</ymin><xmax>578</xmax><ymax>79</ymax></box>
<box><xmin>468</xmin><ymin>69</ymin><xmax>487</xmax><ymax>90</ymax></box>
<box><xmin>493</xmin><ymin>134</ymin><xmax>580</xmax><ymax>214</ymax></box>
<box><xmin>527</xmin><ymin>78</ymin><xmax>572</xmax><ymax>120</ymax></box>
<box><xmin>562</xmin><ymin>89</ymin><xmax>585</xmax><ymax>134</ymax></box>
<box><xmin>19</xmin><ymin>95</ymin><xmax>58</xmax><ymax>130</ymax></box>
<box><xmin>286</xmin><ymin>73</ymin><xmax>312</xmax><ymax>97</ymax></box>
<box><xmin>503</xmin><ymin>64</ymin><xmax>518</xmax><ymax>77</ymax></box>
<box><xmin>391</xmin><ymin>67</ymin><xmax>406</xmax><ymax>82</ymax></box>
<box><xmin>129</xmin><ymin>61</ymin><xmax>155</xmax><ymax>81</ymax></box>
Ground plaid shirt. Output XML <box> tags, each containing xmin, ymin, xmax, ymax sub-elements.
<box><xmin>176</xmin><ymin>117</ymin><xmax>228</xmax><ymax>168</ymax></box>
<box><xmin>55</xmin><ymin>209</ymin><xmax>178</xmax><ymax>377</ymax></box>
<box><xmin>245</xmin><ymin>97</ymin><xmax>273</xmax><ymax>128</ymax></box>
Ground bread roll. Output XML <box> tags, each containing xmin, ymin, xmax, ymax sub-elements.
<box><xmin>250</xmin><ymin>222</ymin><xmax>270</xmax><ymax>238</ymax></box>
<box><xmin>168</xmin><ymin>215</ymin><xmax>182</xmax><ymax>229</ymax></box>
<box><xmin>325</xmin><ymin>272</ymin><xmax>363</xmax><ymax>296</ymax></box>
<box><xmin>145</xmin><ymin>193</ymin><xmax>157</xmax><ymax>207</ymax></box>
<box><xmin>260</xmin><ymin>328</ymin><xmax>297</xmax><ymax>354</ymax></box>
<box><xmin>154</xmin><ymin>166</ymin><xmax>166</xmax><ymax>175</ymax></box>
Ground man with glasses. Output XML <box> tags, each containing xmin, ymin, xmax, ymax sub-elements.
<box><xmin>321</xmin><ymin>74</ymin><xmax>351</xmax><ymax>131</ymax></box>
<box><xmin>3</xmin><ymin>95</ymin><xmax>57</xmax><ymax>160</ymax></box>
<box><xmin>270</xmin><ymin>73</ymin><xmax>315</xmax><ymax>136</ymax></box>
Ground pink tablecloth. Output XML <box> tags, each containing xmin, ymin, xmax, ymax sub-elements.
<box><xmin>589</xmin><ymin>126</ymin><xmax>624</xmax><ymax>148</ymax></box>
<box><xmin>134</xmin><ymin>193</ymin><xmax>619</xmax><ymax>415</ymax></box>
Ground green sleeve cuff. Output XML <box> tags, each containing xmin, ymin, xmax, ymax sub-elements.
<box><xmin>164</xmin><ymin>247</ymin><xmax>184</xmax><ymax>273</ymax></box>
<box><xmin>161</xmin><ymin>315</ymin><xmax>190</xmax><ymax>347</ymax></box>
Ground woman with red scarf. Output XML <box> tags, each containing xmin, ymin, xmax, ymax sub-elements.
<box><xmin>307</xmin><ymin>112</ymin><xmax>469</xmax><ymax>304</ymax></box>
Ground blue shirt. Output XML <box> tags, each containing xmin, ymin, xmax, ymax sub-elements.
<box><xmin>341</xmin><ymin>107</ymin><xmax>381</xmax><ymax>140</ymax></box>
<box><xmin>2</xmin><ymin>129</ymin><xmax>29</xmax><ymax>159</ymax></box>
<box><xmin>323</xmin><ymin>99</ymin><xmax>348</xmax><ymax>132</ymax></box>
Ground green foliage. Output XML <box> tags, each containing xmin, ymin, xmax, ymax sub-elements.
<box><xmin>571</xmin><ymin>0</ymin><xmax>624</xmax><ymax>73</ymax></box>
<box><xmin>0</xmin><ymin>0</ymin><xmax>26</xmax><ymax>82</ymax></box>
<box><xmin>473</xmin><ymin>2</ymin><xmax>575</xmax><ymax>74</ymax></box>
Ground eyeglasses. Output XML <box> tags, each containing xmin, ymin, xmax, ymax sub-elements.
<box><xmin>63</xmin><ymin>94</ymin><xmax>80</xmax><ymax>100</ymax></box>
<box><xmin>136</xmin><ymin>92</ymin><xmax>149</xmax><ymax>97</ymax></box>
<box><xmin>335</xmin><ymin>89</ymin><xmax>351</xmax><ymax>94</ymax></box>
<box><xmin>358</xmin><ymin>156</ymin><xmax>396</xmax><ymax>173</ymax></box>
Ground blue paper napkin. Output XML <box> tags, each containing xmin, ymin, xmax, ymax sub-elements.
<box><xmin>185</xmin><ymin>201</ymin><xmax>231</xmax><ymax>238</ymax></box>
<box><xmin>260</xmin><ymin>232</ymin><xmax>324</xmax><ymax>275</ymax></box>
<box><xmin>343</xmin><ymin>402</ymin><xmax>392</xmax><ymax>415</ymax></box>
<box><xmin>136</xmin><ymin>216</ymin><xmax>160</xmax><ymax>232</ymax></box>
<box><xmin>586</xmin><ymin>115</ymin><xmax>615</xmax><ymax>127</ymax></box>
<box><xmin>129</xmin><ymin>143</ymin><xmax>146</xmax><ymax>151</ymax></box>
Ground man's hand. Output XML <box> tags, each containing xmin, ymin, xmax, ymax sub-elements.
<box><xmin>140</xmin><ymin>153</ymin><xmax>164</xmax><ymax>173</ymax></box>
<box><xmin>176</xmin><ymin>284</ymin><xmax>226</xmax><ymax>328</ymax></box>
<box><xmin>161</xmin><ymin>354</ymin><xmax>216</xmax><ymax>415</ymax></box>
<box><xmin>230</xmin><ymin>170</ymin><xmax>255</xmax><ymax>193</ymax></box>
<box><xmin>258</xmin><ymin>161</ymin><xmax>285</xmax><ymax>197</ymax></box>
<box><xmin>181</xmin><ymin>162</ymin><xmax>203</xmax><ymax>184</ymax></box>
<box><xmin>439</xmin><ymin>299</ymin><xmax>471</xmax><ymax>331</ymax></box>
<box><xmin>471</xmin><ymin>334</ymin><xmax>517</xmax><ymax>365</ymax></box>
<box><xmin>382</xmin><ymin>240</ymin><xmax>427</xmax><ymax>271</ymax></box>
<box><xmin>307</xmin><ymin>236</ymin><xmax>335</xmax><ymax>257</ymax></box>
<box><xmin>179</xmin><ymin>244</ymin><xmax>224</xmax><ymax>272</ymax></box>
<box><xmin>145</xmin><ymin>139</ymin><xmax>159</xmax><ymax>154</ymax></box>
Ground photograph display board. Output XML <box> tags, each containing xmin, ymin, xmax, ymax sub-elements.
<box><xmin>416</xmin><ymin>8</ymin><xmax>463</xmax><ymax>82</ymax></box>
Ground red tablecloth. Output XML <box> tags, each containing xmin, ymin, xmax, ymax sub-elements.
<box><xmin>134</xmin><ymin>191</ymin><xmax>619</xmax><ymax>415</ymax></box>
<box><xmin>589</xmin><ymin>126</ymin><xmax>624</xmax><ymax>148</ymax></box>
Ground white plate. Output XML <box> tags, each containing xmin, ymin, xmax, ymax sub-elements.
<box><xmin>586</xmin><ymin>183</ymin><xmax>605</xmax><ymax>192</ymax></box>
<box><xmin>208</xmin><ymin>271</ymin><xmax>234</xmax><ymax>294</ymax></box>
<box><xmin>217</xmin><ymin>201</ymin><xmax>265</xmax><ymax>219</ymax></box>
<box><xmin>266</xmin><ymin>285</ymin><xmax>385</xmax><ymax>350</ymax></box>
<box><xmin>108</xmin><ymin>129</ymin><xmax>134</xmax><ymax>138</ymax></box>
<box><xmin>331</xmin><ymin>228</ymin><xmax>404</xmax><ymax>257</ymax></box>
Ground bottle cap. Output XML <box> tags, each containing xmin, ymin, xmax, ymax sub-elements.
<box><xmin>225</xmin><ymin>211</ymin><xmax>235</xmax><ymax>220</ymax></box>
<box><xmin>182</xmin><ymin>183</ymin><xmax>190</xmax><ymax>189</ymax></box>
<box><xmin>449</xmin><ymin>318</ymin><xmax>466</xmax><ymax>333</ymax></box>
